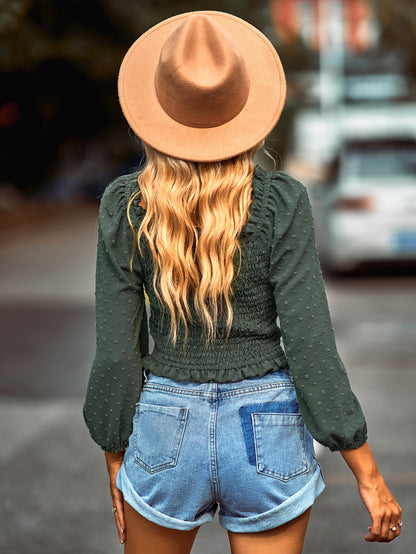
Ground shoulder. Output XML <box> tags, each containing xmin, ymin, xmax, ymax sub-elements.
<box><xmin>254</xmin><ymin>166</ymin><xmax>307</xmax><ymax>209</ymax></box>
<box><xmin>266</xmin><ymin>170</ymin><xmax>308</xmax><ymax>209</ymax></box>
<box><xmin>253</xmin><ymin>167</ymin><xmax>310</xmax><ymax>240</ymax></box>
<box><xmin>98</xmin><ymin>171</ymin><xmax>144</xmax><ymax>230</ymax></box>
<box><xmin>100</xmin><ymin>171</ymin><xmax>141</xmax><ymax>214</ymax></box>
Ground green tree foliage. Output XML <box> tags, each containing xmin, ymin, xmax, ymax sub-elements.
<box><xmin>0</xmin><ymin>0</ymin><xmax>125</xmax><ymax>79</ymax></box>
<box><xmin>100</xmin><ymin>0</ymin><xmax>267</xmax><ymax>39</ymax></box>
<box><xmin>0</xmin><ymin>0</ymin><xmax>269</xmax><ymax>80</ymax></box>
<box><xmin>375</xmin><ymin>0</ymin><xmax>416</xmax><ymax>78</ymax></box>
<box><xmin>0</xmin><ymin>0</ymin><xmax>31</xmax><ymax>33</ymax></box>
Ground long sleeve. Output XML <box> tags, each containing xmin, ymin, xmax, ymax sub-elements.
<box><xmin>83</xmin><ymin>178</ymin><xmax>148</xmax><ymax>452</ymax></box>
<box><xmin>268</xmin><ymin>173</ymin><xmax>367</xmax><ymax>451</ymax></box>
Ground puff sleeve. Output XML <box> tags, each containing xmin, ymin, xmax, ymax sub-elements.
<box><xmin>83</xmin><ymin>177</ymin><xmax>148</xmax><ymax>452</ymax></box>
<box><xmin>268</xmin><ymin>173</ymin><xmax>367</xmax><ymax>451</ymax></box>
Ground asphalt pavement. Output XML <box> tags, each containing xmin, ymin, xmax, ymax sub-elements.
<box><xmin>0</xmin><ymin>205</ymin><xmax>415</xmax><ymax>553</ymax></box>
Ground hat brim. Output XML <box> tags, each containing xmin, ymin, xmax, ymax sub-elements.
<box><xmin>118</xmin><ymin>11</ymin><xmax>286</xmax><ymax>162</ymax></box>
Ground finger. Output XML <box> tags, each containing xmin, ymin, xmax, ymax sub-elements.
<box><xmin>387</xmin><ymin>518</ymin><xmax>402</xmax><ymax>541</ymax></box>
<box><xmin>378</xmin><ymin>512</ymin><xmax>393</xmax><ymax>542</ymax></box>
<box><xmin>112</xmin><ymin>490</ymin><xmax>126</xmax><ymax>544</ymax></box>
<box><xmin>385</xmin><ymin>528</ymin><xmax>399</xmax><ymax>542</ymax></box>
<box><xmin>394</xmin><ymin>527</ymin><xmax>401</xmax><ymax>537</ymax></box>
<box><xmin>393</xmin><ymin>505</ymin><xmax>403</xmax><ymax>538</ymax></box>
<box><xmin>113</xmin><ymin>508</ymin><xmax>126</xmax><ymax>545</ymax></box>
<box><xmin>114</xmin><ymin>488</ymin><xmax>126</xmax><ymax>530</ymax></box>
<box><xmin>116</xmin><ymin>497</ymin><xmax>126</xmax><ymax>539</ymax></box>
<box><xmin>364</xmin><ymin>517</ymin><xmax>381</xmax><ymax>542</ymax></box>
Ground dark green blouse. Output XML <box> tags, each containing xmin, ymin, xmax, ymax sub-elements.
<box><xmin>83</xmin><ymin>165</ymin><xmax>367</xmax><ymax>453</ymax></box>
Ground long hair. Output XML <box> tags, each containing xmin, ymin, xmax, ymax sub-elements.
<box><xmin>127</xmin><ymin>140</ymin><xmax>263</xmax><ymax>347</ymax></box>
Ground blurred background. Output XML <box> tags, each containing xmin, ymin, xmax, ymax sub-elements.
<box><xmin>1</xmin><ymin>1</ymin><xmax>415</xmax><ymax>552</ymax></box>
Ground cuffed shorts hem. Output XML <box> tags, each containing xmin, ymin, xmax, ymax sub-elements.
<box><xmin>117</xmin><ymin>462</ymin><xmax>325</xmax><ymax>533</ymax></box>
<box><xmin>117</xmin><ymin>463</ymin><xmax>215</xmax><ymax>530</ymax></box>
<box><xmin>219</xmin><ymin>466</ymin><xmax>325</xmax><ymax>533</ymax></box>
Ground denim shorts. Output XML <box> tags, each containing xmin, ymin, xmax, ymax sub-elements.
<box><xmin>116</xmin><ymin>366</ymin><xmax>325</xmax><ymax>533</ymax></box>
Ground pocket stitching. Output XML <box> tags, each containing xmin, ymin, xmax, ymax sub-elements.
<box><xmin>253</xmin><ymin>412</ymin><xmax>309</xmax><ymax>482</ymax></box>
<box><xmin>133</xmin><ymin>404</ymin><xmax>188</xmax><ymax>474</ymax></box>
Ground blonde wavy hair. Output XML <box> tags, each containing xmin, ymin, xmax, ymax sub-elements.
<box><xmin>127</xmin><ymin>140</ymin><xmax>263</xmax><ymax>348</ymax></box>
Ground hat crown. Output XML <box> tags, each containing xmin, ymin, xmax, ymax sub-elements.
<box><xmin>118</xmin><ymin>10</ymin><xmax>287</xmax><ymax>161</ymax></box>
<box><xmin>155</xmin><ymin>14</ymin><xmax>250</xmax><ymax>128</ymax></box>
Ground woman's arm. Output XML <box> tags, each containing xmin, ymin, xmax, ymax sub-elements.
<box><xmin>267</xmin><ymin>174</ymin><xmax>401</xmax><ymax>540</ymax></box>
<box><xmin>82</xmin><ymin>177</ymin><xmax>148</xmax><ymax>545</ymax></box>
<box><xmin>340</xmin><ymin>442</ymin><xmax>402</xmax><ymax>542</ymax></box>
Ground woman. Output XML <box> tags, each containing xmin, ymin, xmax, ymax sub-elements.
<box><xmin>83</xmin><ymin>11</ymin><xmax>402</xmax><ymax>553</ymax></box>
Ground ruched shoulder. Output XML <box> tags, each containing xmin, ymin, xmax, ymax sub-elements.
<box><xmin>263</xmin><ymin>170</ymin><xmax>307</xmax><ymax>242</ymax></box>
<box><xmin>239</xmin><ymin>164</ymin><xmax>268</xmax><ymax>241</ymax></box>
<box><xmin>241</xmin><ymin>167</ymin><xmax>307</xmax><ymax>246</ymax></box>
<box><xmin>101</xmin><ymin>170</ymin><xmax>146</xmax><ymax>226</ymax></box>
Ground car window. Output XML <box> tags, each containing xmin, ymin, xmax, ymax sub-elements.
<box><xmin>344</xmin><ymin>141</ymin><xmax>416</xmax><ymax>178</ymax></box>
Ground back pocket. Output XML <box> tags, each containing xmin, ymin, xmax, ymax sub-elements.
<box><xmin>133</xmin><ymin>403</ymin><xmax>188</xmax><ymax>474</ymax></box>
<box><xmin>252</xmin><ymin>412</ymin><xmax>309</xmax><ymax>481</ymax></box>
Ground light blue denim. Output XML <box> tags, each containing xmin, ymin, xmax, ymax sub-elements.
<box><xmin>116</xmin><ymin>366</ymin><xmax>325</xmax><ymax>533</ymax></box>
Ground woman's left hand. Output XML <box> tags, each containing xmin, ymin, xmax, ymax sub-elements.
<box><xmin>340</xmin><ymin>442</ymin><xmax>402</xmax><ymax>542</ymax></box>
<box><xmin>357</xmin><ymin>473</ymin><xmax>402</xmax><ymax>542</ymax></box>
<box><xmin>104</xmin><ymin>450</ymin><xmax>126</xmax><ymax>546</ymax></box>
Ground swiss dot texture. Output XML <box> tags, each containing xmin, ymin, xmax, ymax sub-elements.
<box><xmin>82</xmin><ymin>166</ymin><xmax>367</xmax><ymax>453</ymax></box>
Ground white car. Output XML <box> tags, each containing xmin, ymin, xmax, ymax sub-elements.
<box><xmin>312</xmin><ymin>139</ymin><xmax>416</xmax><ymax>274</ymax></box>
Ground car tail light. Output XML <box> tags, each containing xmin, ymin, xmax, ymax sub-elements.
<box><xmin>332</xmin><ymin>196</ymin><xmax>373</xmax><ymax>210</ymax></box>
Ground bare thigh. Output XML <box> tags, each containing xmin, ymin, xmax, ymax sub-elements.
<box><xmin>123</xmin><ymin>500</ymin><xmax>199</xmax><ymax>554</ymax></box>
<box><xmin>227</xmin><ymin>507</ymin><xmax>312</xmax><ymax>554</ymax></box>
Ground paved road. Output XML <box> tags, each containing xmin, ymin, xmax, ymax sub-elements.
<box><xmin>1</xmin><ymin>206</ymin><xmax>415</xmax><ymax>553</ymax></box>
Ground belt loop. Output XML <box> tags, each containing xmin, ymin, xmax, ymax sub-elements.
<box><xmin>143</xmin><ymin>368</ymin><xmax>149</xmax><ymax>383</ymax></box>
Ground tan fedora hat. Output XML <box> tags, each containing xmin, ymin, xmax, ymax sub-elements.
<box><xmin>118</xmin><ymin>11</ymin><xmax>286</xmax><ymax>162</ymax></box>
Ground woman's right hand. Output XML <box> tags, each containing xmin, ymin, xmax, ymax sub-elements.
<box><xmin>104</xmin><ymin>450</ymin><xmax>127</xmax><ymax>546</ymax></box>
